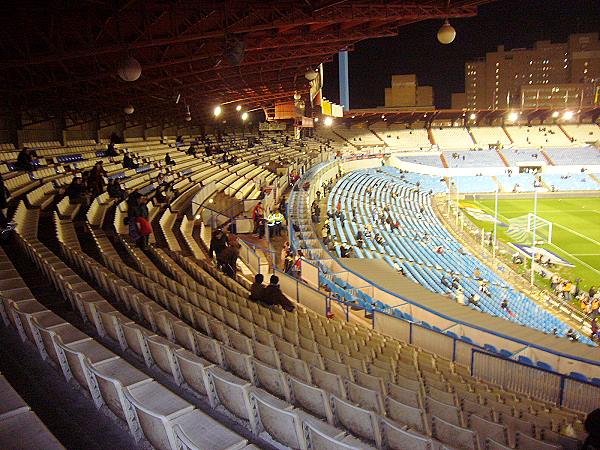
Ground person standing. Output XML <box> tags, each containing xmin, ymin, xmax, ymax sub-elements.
<box><xmin>127</xmin><ymin>192</ymin><xmax>151</xmax><ymax>249</ymax></box>
<box><xmin>0</xmin><ymin>177</ymin><xmax>10</xmax><ymax>228</ymax></box>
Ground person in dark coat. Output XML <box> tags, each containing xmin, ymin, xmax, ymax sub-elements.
<box><xmin>209</xmin><ymin>228</ymin><xmax>228</xmax><ymax>260</ymax></box>
<box><xmin>16</xmin><ymin>147</ymin><xmax>34</xmax><ymax>171</ymax></box>
<box><xmin>249</xmin><ymin>274</ymin><xmax>265</xmax><ymax>303</ymax></box>
<box><xmin>88</xmin><ymin>161</ymin><xmax>107</xmax><ymax>197</ymax></box>
<box><xmin>261</xmin><ymin>275</ymin><xmax>295</xmax><ymax>311</ymax></box>
<box><xmin>122</xmin><ymin>152</ymin><xmax>138</xmax><ymax>169</ymax></box>
<box><xmin>127</xmin><ymin>192</ymin><xmax>150</xmax><ymax>249</ymax></box>
<box><xmin>217</xmin><ymin>242</ymin><xmax>239</xmax><ymax>277</ymax></box>
<box><xmin>583</xmin><ymin>408</ymin><xmax>600</xmax><ymax>449</ymax></box>
<box><xmin>0</xmin><ymin>177</ymin><xmax>9</xmax><ymax>227</ymax></box>
<box><xmin>66</xmin><ymin>176</ymin><xmax>86</xmax><ymax>205</ymax></box>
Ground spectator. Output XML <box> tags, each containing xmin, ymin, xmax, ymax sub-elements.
<box><xmin>165</xmin><ymin>153</ymin><xmax>176</xmax><ymax>166</ymax></box>
<box><xmin>122</xmin><ymin>152</ymin><xmax>138</xmax><ymax>169</ymax></box>
<box><xmin>66</xmin><ymin>176</ymin><xmax>87</xmax><ymax>206</ymax></box>
<box><xmin>473</xmin><ymin>267</ymin><xmax>481</xmax><ymax>280</ymax></box>
<box><xmin>469</xmin><ymin>293</ymin><xmax>482</xmax><ymax>310</ymax></box>
<box><xmin>566</xmin><ymin>328</ymin><xmax>579</xmax><ymax>342</ymax></box>
<box><xmin>16</xmin><ymin>147</ymin><xmax>35</xmax><ymax>171</ymax></box>
<box><xmin>501</xmin><ymin>298</ymin><xmax>515</xmax><ymax>317</ymax></box>
<box><xmin>261</xmin><ymin>275</ymin><xmax>295</xmax><ymax>311</ymax></box>
<box><xmin>0</xmin><ymin>177</ymin><xmax>9</xmax><ymax>228</ymax></box>
<box><xmin>209</xmin><ymin>228</ymin><xmax>228</xmax><ymax>260</ymax></box>
<box><xmin>441</xmin><ymin>275</ymin><xmax>453</xmax><ymax>290</ymax></box>
<box><xmin>88</xmin><ymin>161</ymin><xmax>107</xmax><ymax>197</ymax></box>
<box><xmin>583</xmin><ymin>408</ymin><xmax>600</xmax><ymax>449</ymax></box>
<box><xmin>106</xmin><ymin>142</ymin><xmax>119</xmax><ymax>157</ymax></box>
<box><xmin>455</xmin><ymin>286</ymin><xmax>467</xmax><ymax>305</ymax></box>
<box><xmin>272</xmin><ymin>210</ymin><xmax>285</xmax><ymax>236</ymax></box>
<box><xmin>591</xmin><ymin>318</ymin><xmax>599</xmax><ymax>341</ymax></box>
<box><xmin>249</xmin><ymin>274</ymin><xmax>265</xmax><ymax>303</ymax></box>
<box><xmin>186</xmin><ymin>145</ymin><xmax>197</xmax><ymax>156</ymax></box>
<box><xmin>127</xmin><ymin>192</ymin><xmax>151</xmax><ymax>249</ymax></box>
<box><xmin>107</xmin><ymin>178</ymin><xmax>126</xmax><ymax>200</ymax></box>
<box><xmin>280</xmin><ymin>241</ymin><xmax>290</xmax><ymax>265</ymax></box>
<box><xmin>252</xmin><ymin>201</ymin><xmax>264</xmax><ymax>235</ymax></box>
<box><xmin>340</xmin><ymin>243</ymin><xmax>352</xmax><ymax>258</ymax></box>
<box><xmin>217</xmin><ymin>241</ymin><xmax>240</xmax><ymax>277</ymax></box>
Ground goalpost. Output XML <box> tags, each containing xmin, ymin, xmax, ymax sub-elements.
<box><xmin>526</xmin><ymin>212</ymin><xmax>553</xmax><ymax>244</ymax></box>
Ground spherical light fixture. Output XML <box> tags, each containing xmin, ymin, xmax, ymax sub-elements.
<box><xmin>305</xmin><ymin>69</ymin><xmax>318</xmax><ymax>81</ymax></box>
<box><xmin>314</xmin><ymin>117</ymin><xmax>319</xmax><ymax>123</ymax></box>
<box><xmin>213</xmin><ymin>105</ymin><xmax>222</xmax><ymax>117</ymax></box>
<box><xmin>552</xmin><ymin>111</ymin><xmax>560</xmax><ymax>118</ymax></box>
<box><xmin>123</xmin><ymin>105</ymin><xmax>135</xmax><ymax>115</ymax></box>
<box><xmin>241</xmin><ymin>112</ymin><xmax>249</xmax><ymax>121</ymax></box>
<box><xmin>293</xmin><ymin>92</ymin><xmax>302</xmax><ymax>101</ymax></box>
<box><xmin>469</xmin><ymin>113</ymin><xmax>477</xmax><ymax>120</ymax></box>
<box><xmin>185</xmin><ymin>113</ymin><xmax>192</xmax><ymax>122</ymax></box>
<box><xmin>236</xmin><ymin>105</ymin><xmax>242</xmax><ymax>112</ymax></box>
<box><xmin>323</xmin><ymin>116</ymin><xmax>333</xmax><ymax>127</ymax></box>
<box><xmin>563</xmin><ymin>111</ymin><xmax>574</xmax><ymax>120</ymax></box>
<box><xmin>507</xmin><ymin>112</ymin><xmax>519</xmax><ymax>122</ymax></box>
<box><xmin>117</xmin><ymin>57</ymin><xmax>142</xmax><ymax>82</ymax></box>
<box><xmin>437</xmin><ymin>19</ymin><xmax>456</xmax><ymax>45</ymax></box>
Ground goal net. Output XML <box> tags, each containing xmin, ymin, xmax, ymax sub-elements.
<box><xmin>526</xmin><ymin>213</ymin><xmax>553</xmax><ymax>244</ymax></box>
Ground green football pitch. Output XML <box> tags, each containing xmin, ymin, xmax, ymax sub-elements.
<box><xmin>462</xmin><ymin>196</ymin><xmax>600</xmax><ymax>290</ymax></box>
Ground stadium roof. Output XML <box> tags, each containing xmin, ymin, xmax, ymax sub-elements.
<box><xmin>0</xmin><ymin>0</ymin><xmax>493</xmax><ymax>125</ymax></box>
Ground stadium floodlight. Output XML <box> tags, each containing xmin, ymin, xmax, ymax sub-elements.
<box><xmin>437</xmin><ymin>19</ymin><xmax>456</xmax><ymax>44</ymax></box>
<box><xmin>563</xmin><ymin>111</ymin><xmax>574</xmax><ymax>120</ymax></box>
<box><xmin>213</xmin><ymin>105</ymin><xmax>222</xmax><ymax>117</ymax></box>
<box><xmin>381</xmin><ymin>115</ymin><xmax>385</xmax><ymax>119</ymax></box>
<box><xmin>195</xmin><ymin>214</ymin><xmax>201</xmax><ymax>220</ymax></box>
<box><xmin>235</xmin><ymin>105</ymin><xmax>242</xmax><ymax>112</ymax></box>
<box><xmin>314</xmin><ymin>117</ymin><xmax>319</xmax><ymax>122</ymax></box>
<box><xmin>507</xmin><ymin>111</ymin><xmax>519</xmax><ymax>122</ymax></box>
<box><xmin>469</xmin><ymin>113</ymin><xmax>477</xmax><ymax>120</ymax></box>
<box><xmin>241</xmin><ymin>112</ymin><xmax>249</xmax><ymax>121</ymax></box>
<box><xmin>324</xmin><ymin>116</ymin><xmax>333</xmax><ymax>127</ymax></box>
<box><xmin>552</xmin><ymin>111</ymin><xmax>559</xmax><ymax>118</ymax></box>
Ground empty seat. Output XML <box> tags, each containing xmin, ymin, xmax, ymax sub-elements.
<box><xmin>252</xmin><ymin>358</ymin><xmax>291</xmax><ymax>402</ymax></box>
<box><xmin>311</xmin><ymin>366</ymin><xmax>347</xmax><ymax>399</ymax></box>
<box><xmin>382</xmin><ymin>418</ymin><xmax>434</xmax><ymax>450</ymax></box>
<box><xmin>172</xmin><ymin>409</ymin><xmax>248</xmax><ymax>450</ymax></box>
<box><xmin>0</xmin><ymin>410</ymin><xmax>65</xmax><ymax>450</ymax></box>
<box><xmin>426</xmin><ymin>395</ymin><xmax>464</xmax><ymax>427</ymax></box>
<box><xmin>175</xmin><ymin>350</ymin><xmax>214</xmax><ymax>398</ymax></box>
<box><xmin>515</xmin><ymin>432</ymin><xmax>561</xmax><ymax>450</ymax></box>
<box><xmin>469</xmin><ymin>414</ymin><xmax>508</xmax><ymax>447</ymax></box>
<box><xmin>289</xmin><ymin>376</ymin><xmax>334</xmax><ymax>424</ymax></box>
<box><xmin>124</xmin><ymin>380</ymin><xmax>195</xmax><ymax>450</ymax></box>
<box><xmin>331</xmin><ymin>395</ymin><xmax>382</xmax><ymax>448</ymax></box>
<box><xmin>431</xmin><ymin>415</ymin><xmax>480</xmax><ymax>450</ymax></box>
<box><xmin>346</xmin><ymin>380</ymin><xmax>384</xmax><ymax>414</ymax></box>
<box><xmin>305</xmin><ymin>420</ymin><xmax>377</xmax><ymax>450</ymax></box>
<box><xmin>388</xmin><ymin>382</ymin><xmax>423</xmax><ymax>409</ymax></box>
<box><xmin>385</xmin><ymin>396</ymin><xmax>429</xmax><ymax>435</ymax></box>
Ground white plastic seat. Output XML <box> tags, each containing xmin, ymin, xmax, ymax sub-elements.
<box><xmin>515</xmin><ymin>432</ymin><xmax>561</xmax><ymax>450</ymax></box>
<box><xmin>207</xmin><ymin>367</ymin><xmax>259</xmax><ymax>433</ymax></box>
<box><xmin>431</xmin><ymin>415</ymin><xmax>480</xmax><ymax>450</ymax></box>
<box><xmin>194</xmin><ymin>331</ymin><xmax>224</xmax><ymax>366</ymax></box>
<box><xmin>346</xmin><ymin>380</ymin><xmax>384</xmax><ymax>414</ymax></box>
<box><xmin>172</xmin><ymin>409</ymin><xmax>248</xmax><ymax>450</ymax></box>
<box><xmin>469</xmin><ymin>414</ymin><xmax>508</xmax><ymax>447</ymax></box>
<box><xmin>289</xmin><ymin>376</ymin><xmax>334</xmax><ymax>424</ymax></box>
<box><xmin>0</xmin><ymin>375</ymin><xmax>29</xmax><ymax>419</ymax></box>
<box><xmin>175</xmin><ymin>349</ymin><xmax>214</xmax><ymax>398</ymax></box>
<box><xmin>304</xmin><ymin>420</ymin><xmax>377</xmax><ymax>450</ymax></box>
<box><xmin>253</xmin><ymin>341</ymin><xmax>281</xmax><ymax>369</ymax></box>
<box><xmin>426</xmin><ymin>396</ymin><xmax>464</xmax><ymax>428</ymax></box>
<box><xmin>223</xmin><ymin>346</ymin><xmax>255</xmax><ymax>382</ymax></box>
<box><xmin>87</xmin><ymin>357</ymin><xmax>153</xmax><ymax>420</ymax></box>
<box><xmin>331</xmin><ymin>395</ymin><xmax>382</xmax><ymax>448</ymax></box>
<box><xmin>252</xmin><ymin>391</ymin><xmax>343</xmax><ymax>450</ymax></box>
<box><xmin>385</xmin><ymin>396</ymin><xmax>429</xmax><ymax>435</ymax></box>
<box><xmin>252</xmin><ymin>358</ymin><xmax>291</xmax><ymax>402</ymax></box>
<box><xmin>462</xmin><ymin>398</ymin><xmax>495</xmax><ymax>422</ymax></box>
<box><xmin>146</xmin><ymin>335</ymin><xmax>184</xmax><ymax>384</ymax></box>
<box><xmin>311</xmin><ymin>366</ymin><xmax>347</xmax><ymax>399</ymax></box>
<box><xmin>485</xmin><ymin>438</ymin><xmax>512</xmax><ymax>450</ymax></box>
<box><xmin>280</xmin><ymin>353</ymin><xmax>312</xmax><ymax>384</ymax></box>
<box><xmin>382</xmin><ymin>418</ymin><xmax>434</xmax><ymax>450</ymax></box>
<box><xmin>0</xmin><ymin>410</ymin><xmax>65</xmax><ymax>450</ymax></box>
<box><xmin>387</xmin><ymin>382</ymin><xmax>423</xmax><ymax>409</ymax></box>
<box><xmin>124</xmin><ymin>380</ymin><xmax>195</xmax><ymax>450</ymax></box>
<box><xmin>120</xmin><ymin>321</ymin><xmax>157</xmax><ymax>367</ymax></box>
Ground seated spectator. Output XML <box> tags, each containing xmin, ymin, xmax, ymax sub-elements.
<box><xmin>107</xmin><ymin>178</ymin><xmax>126</xmax><ymax>200</ymax></box>
<box><xmin>88</xmin><ymin>161</ymin><xmax>107</xmax><ymax>197</ymax></box>
<box><xmin>122</xmin><ymin>152</ymin><xmax>138</xmax><ymax>169</ymax></box>
<box><xmin>566</xmin><ymin>328</ymin><xmax>579</xmax><ymax>342</ymax></box>
<box><xmin>106</xmin><ymin>142</ymin><xmax>119</xmax><ymax>157</ymax></box>
<box><xmin>186</xmin><ymin>145</ymin><xmax>197</xmax><ymax>156</ymax></box>
<box><xmin>66</xmin><ymin>176</ymin><xmax>86</xmax><ymax>205</ymax></box>
<box><xmin>261</xmin><ymin>275</ymin><xmax>295</xmax><ymax>311</ymax></box>
<box><xmin>16</xmin><ymin>147</ymin><xmax>35</xmax><ymax>171</ymax></box>
<box><xmin>340</xmin><ymin>243</ymin><xmax>352</xmax><ymax>258</ymax></box>
<box><xmin>249</xmin><ymin>274</ymin><xmax>265</xmax><ymax>303</ymax></box>
<box><xmin>469</xmin><ymin>293</ymin><xmax>482</xmax><ymax>310</ymax></box>
<box><xmin>165</xmin><ymin>153</ymin><xmax>176</xmax><ymax>166</ymax></box>
<box><xmin>441</xmin><ymin>275</ymin><xmax>452</xmax><ymax>289</ymax></box>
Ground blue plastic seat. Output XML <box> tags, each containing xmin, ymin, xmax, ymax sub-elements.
<box><xmin>569</xmin><ymin>372</ymin><xmax>588</xmax><ymax>382</ymax></box>
<box><xmin>483</xmin><ymin>344</ymin><xmax>498</xmax><ymax>354</ymax></box>
<box><xmin>535</xmin><ymin>361</ymin><xmax>553</xmax><ymax>372</ymax></box>
<box><xmin>499</xmin><ymin>349</ymin><xmax>513</xmax><ymax>358</ymax></box>
<box><xmin>460</xmin><ymin>336</ymin><xmax>474</xmax><ymax>344</ymax></box>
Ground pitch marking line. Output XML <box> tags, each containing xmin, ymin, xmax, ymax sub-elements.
<box><xmin>472</xmin><ymin>201</ymin><xmax>600</xmax><ymax>277</ymax></box>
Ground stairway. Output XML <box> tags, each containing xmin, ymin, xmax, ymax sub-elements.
<box><xmin>540</xmin><ymin>148</ymin><xmax>555</xmax><ymax>165</ymax></box>
<box><xmin>467</xmin><ymin>127</ymin><xmax>477</xmax><ymax>145</ymax></box>
<box><xmin>427</xmin><ymin>128</ymin><xmax>436</xmax><ymax>146</ymax></box>
<box><xmin>502</xmin><ymin>126</ymin><xmax>514</xmax><ymax>144</ymax></box>
<box><xmin>496</xmin><ymin>148</ymin><xmax>510</xmax><ymax>167</ymax></box>
<box><xmin>439</xmin><ymin>153</ymin><xmax>449</xmax><ymax>168</ymax></box>
<box><xmin>558</xmin><ymin>124</ymin><xmax>572</xmax><ymax>142</ymax></box>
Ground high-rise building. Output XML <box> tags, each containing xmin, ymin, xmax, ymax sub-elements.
<box><xmin>384</xmin><ymin>74</ymin><xmax>434</xmax><ymax>108</ymax></box>
<box><xmin>454</xmin><ymin>33</ymin><xmax>600</xmax><ymax>110</ymax></box>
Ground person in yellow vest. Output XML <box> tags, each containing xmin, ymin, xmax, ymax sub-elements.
<box><xmin>272</xmin><ymin>210</ymin><xmax>285</xmax><ymax>236</ymax></box>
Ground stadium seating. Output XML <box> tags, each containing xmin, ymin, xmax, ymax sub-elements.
<box><xmin>505</xmin><ymin>125</ymin><xmax>571</xmax><ymax>147</ymax></box>
<box><xmin>375</xmin><ymin>124</ymin><xmax>432</xmax><ymax>150</ymax></box>
<box><xmin>431</xmin><ymin>127</ymin><xmax>475</xmax><ymax>149</ymax></box>
<box><xmin>325</xmin><ymin>167</ymin><xmax>592</xmax><ymax>343</ymax></box>
<box><xmin>562</xmin><ymin>124</ymin><xmax>600</xmax><ymax>143</ymax></box>
<box><xmin>443</xmin><ymin>150</ymin><xmax>505</xmax><ymax>168</ymax></box>
<box><xmin>395</xmin><ymin>153</ymin><xmax>445</xmax><ymax>167</ymax></box>
<box><xmin>542</xmin><ymin>174</ymin><xmax>600</xmax><ymax>191</ymax></box>
<box><xmin>496</xmin><ymin>174</ymin><xmax>536</xmax><ymax>192</ymax></box>
<box><xmin>470</xmin><ymin>127</ymin><xmax>512</xmax><ymax>147</ymax></box>
<box><xmin>500</xmin><ymin>148</ymin><xmax>545</xmax><ymax>166</ymax></box>
<box><xmin>544</xmin><ymin>146</ymin><xmax>600</xmax><ymax>165</ymax></box>
<box><xmin>333</xmin><ymin>127</ymin><xmax>384</xmax><ymax>147</ymax></box>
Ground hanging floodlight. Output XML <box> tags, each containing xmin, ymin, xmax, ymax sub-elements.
<box><xmin>214</xmin><ymin>105</ymin><xmax>222</xmax><ymax>117</ymax></box>
<box><xmin>294</xmin><ymin>92</ymin><xmax>302</xmax><ymax>101</ymax></box>
<box><xmin>437</xmin><ymin>19</ymin><xmax>456</xmax><ymax>44</ymax></box>
<box><xmin>236</xmin><ymin>105</ymin><xmax>242</xmax><ymax>112</ymax></box>
<box><xmin>117</xmin><ymin>57</ymin><xmax>142</xmax><ymax>82</ymax></box>
<box><xmin>123</xmin><ymin>105</ymin><xmax>134</xmax><ymax>114</ymax></box>
<box><xmin>241</xmin><ymin>112</ymin><xmax>249</xmax><ymax>121</ymax></box>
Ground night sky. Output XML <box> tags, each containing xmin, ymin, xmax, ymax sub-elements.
<box><xmin>322</xmin><ymin>0</ymin><xmax>600</xmax><ymax>109</ymax></box>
